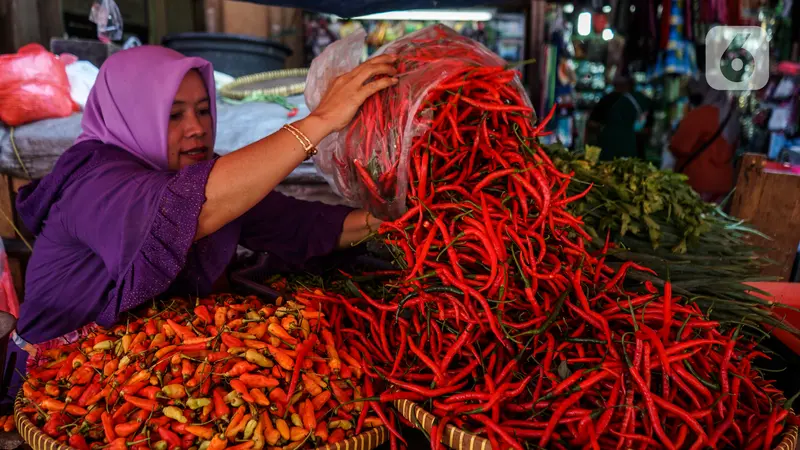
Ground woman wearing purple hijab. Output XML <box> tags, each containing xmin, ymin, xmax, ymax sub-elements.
<box><xmin>3</xmin><ymin>46</ymin><xmax>398</xmax><ymax>400</ymax></box>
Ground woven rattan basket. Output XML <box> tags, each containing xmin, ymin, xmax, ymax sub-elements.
<box><xmin>220</xmin><ymin>68</ymin><xmax>308</xmax><ymax>100</ymax></box>
<box><xmin>394</xmin><ymin>398</ymin><xmax>798</xmax><ymax>450</ymax></box>
<box><xmin>15</xmin><ymin>392</ymin><xmax>387</xmax><ymax>450</ymax></box>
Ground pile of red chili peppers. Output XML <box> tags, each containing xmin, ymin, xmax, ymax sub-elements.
<box><xmin>296</xmin><ymin>25</ymin><xmax>797</xmax><ymax>450</ymax></box>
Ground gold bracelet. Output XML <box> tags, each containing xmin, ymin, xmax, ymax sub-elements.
<box><xmin>282</xmin><ymin>123</ymin><xmax>318</xmax><ymax>160</ymax></box>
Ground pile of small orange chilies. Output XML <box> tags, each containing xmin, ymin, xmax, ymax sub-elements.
<box><xmin>20</xmin><ymin>294</ymin><xmax>381</xmax><ymax>450</ymax></box>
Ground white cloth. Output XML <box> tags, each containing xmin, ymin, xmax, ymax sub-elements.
<box><xmin>65</xmin><ymin>61</ymin><xmax>100</xmax><ymax>110</ymax></box>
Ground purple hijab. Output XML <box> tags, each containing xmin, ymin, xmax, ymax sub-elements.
<box><xmin>76</xmin><ymin>45</ymin><xmax>218</xmax><ymax>169</ymax></box>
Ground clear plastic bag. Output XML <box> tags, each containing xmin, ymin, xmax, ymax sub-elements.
<box><xmin>306</xmin><ymin>25</ymin><xmax>530</xmax><ymax>219</ymax></box>
<box><xmin>0</xmin><ymin>44</ymin><xmax>79</xmax><ymax>126</ymax></box>
<box><xmin>89</xmin><ymin>0</ymin><xmax>123</xmax><ymax>43</ymax></box>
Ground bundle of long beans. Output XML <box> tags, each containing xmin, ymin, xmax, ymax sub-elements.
<box><xmin>292</xmin><ymin>26</ymin><xmax>796</xmax><ymax>450</ymax></box>
<box><xmin>545</xmin><ymin>144</ymin><xmax>794</xmax><ymax>336</ymax></box>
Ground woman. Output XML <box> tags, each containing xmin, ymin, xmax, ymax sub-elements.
<box><xmin>670</xmin><ymin>77</ymin><xmax>740</xmax><ymax>203</ymax></box>
<box><xmin>3</xmin><ymin>46</ymin><xmax>398</xmax><ymax>399</ymax></box>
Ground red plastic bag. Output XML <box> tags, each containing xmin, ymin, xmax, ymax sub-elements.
<box><xmin>306</xmin><ymin>25</ymin><xmax>532</xmax><ymax>219</ymax></box>
<box><xmin>0</xmin><ymin>43</ymin><xmax>79</xmax><ymax>126</ymax></box>
<box><xmin>0</xmin><ymin>239</ymin><xmax>19</xmax><ymax>320</ymax></box>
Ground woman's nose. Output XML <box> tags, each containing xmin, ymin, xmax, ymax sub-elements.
<box><xmin>184</xmin><ymin>112</ymin><xmax>205</xmax><ymax>138</ymax></box>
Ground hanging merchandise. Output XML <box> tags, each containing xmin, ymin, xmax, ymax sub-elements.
<box><xmin>659</xmin><ymin>0</ymin><xmax>672</xmax><ymax>50</ymax></box>
<box><xmin>89</xmin><ymin>0</ymin><xmax>123</xmax><ymax>43</ymax></box>
<box><xmin>728</xmin><ymin>0</ymin><xmax>742</xmax><ymax>26</ymax></box>
<box><xmin>623</xmin><ymin>0</ymin><xmax>658</xmax><ymax>70</ymax></box>
<box><xmin>650</xmin><ymin>0</ymin><xmax>698</xmax><ymax>78</ymax></box>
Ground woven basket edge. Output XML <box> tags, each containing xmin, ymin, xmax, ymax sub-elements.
<box><xmin>392</xmin><ymin>398</ymin><xmax>798</xmax><ymax>450</ymax></box>
<box><xmin>15</xmin><ymin>392</ymin><xmax>73</xmax><ymax>450</ymax></box>
<box><xmin>393</xmin><ymin>399</ymin><xmax>490</xmax><ymax>450</ymax></box>
<box><xmin>220</xmin><ymin>68</ymin><xmax>309</xmax><ymax>100</ymax></box>
<box><xmin>314</xmin><ymin>426</ymin><xmax>388</xmax><ymax>450</ymax></box>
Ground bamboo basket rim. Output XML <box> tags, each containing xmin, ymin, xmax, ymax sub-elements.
<box><xmin>394</xmin><ymin>398</ymin><xmax>799</xmax><ymax>450</ymax></box>
<box><xmin>15</xmin><ymin>392</ymin><xmax>387</xmax><ymax>450</ymax></box>
<box><xmin>220</xmin><ymin>68</ymin><xmax>308</xmax><ymax>100</ymax></box>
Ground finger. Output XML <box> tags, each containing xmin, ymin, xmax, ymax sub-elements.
<box><xmin>353</xmin><ymin>64</ymin><xmax>398</xmax><ymax>86</ymax></box>
<box><xmin>365</xmin><ymin>54</ymin><xmax>397</xmax><ymax>65</ymax></box>
<box><xmin>348</xmin><ymin>55</ymin><xmax>396</xmax><ymax>79</ymax></box>
<box><xmin>359</xmin><ymin>77</ymin><xmax>399</xmax><ymax>101</ymax></box>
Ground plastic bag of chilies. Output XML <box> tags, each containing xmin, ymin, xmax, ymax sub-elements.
<box><xmin>306</xmin><ymin>24</ymin><xmax>533</xmax><ymax>219</ymax></box>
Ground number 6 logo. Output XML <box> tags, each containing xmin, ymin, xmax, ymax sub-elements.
<box><xmin>705</xmin><ymin>26</ymin><xmax>769</xmax><ymax>92</ymax></box>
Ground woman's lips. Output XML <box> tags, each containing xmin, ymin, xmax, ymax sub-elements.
<box><xmin>181</xmin><ymin>148</ymin><xmax>207</xmax><ymax>161</ymax></box>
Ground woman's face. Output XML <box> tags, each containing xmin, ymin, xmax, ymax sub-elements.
<box><xmin>167</xmin><ymin>70</ymin><xmax>214</xmax><ymax>171</ymax></box>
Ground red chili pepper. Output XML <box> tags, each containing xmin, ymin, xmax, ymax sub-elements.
<box><xmin>101</xmin><ymin>411</ymin><xmax>116</xmax><ymax>442</ymax></box>
<box><xmin>286</xmin><ymin>334</ymin><xmax>318</xmax><ymax>402</ymax></box>
<box><xmin>157</xmin><ymin>426</ymin><xmax>182</xmax><ymax>449</ymax></box>
<box><xmin>68</xmin><ymin>434</ymin><xmax>90</xmax><ymax>450</ymax></box>
<box><xmin>123</xmin><ymin>395</ymin><xmax>158</xmax><ymax>412</ymax></box>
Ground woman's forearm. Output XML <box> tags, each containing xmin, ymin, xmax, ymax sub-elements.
<box><xmin>195</xmin><ymin>116</ymin><xmax>333</xmax><ymax>240</ymax></box>
<box><xmin>337</xmin><ymin>210</ymin><xmax>383</xmax><ymax>248</ymax></box>
<box><xmin>195</xmin><ymin>55</ymin><xmax>398</xmax><ymax>241</ymax></box>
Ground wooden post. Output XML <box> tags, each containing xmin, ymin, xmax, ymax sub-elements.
<box><xmin>265</xmin><ymin>6</ymin><xmax>304</xmax><ymax>68</ymax></box>
<box><xmin>204</xmin><ymin>0</ymin><xmax>223</xmax><ymax>33</ymax></box>
<box><xmin>526</xmin><ymin>0</ymin><xmax>546</xmax><ymax>115</ymax></box>
<box><xmin>0</xmin><ymin>0</ymin><xmax>42</xmax><ymax>52</ymax></box>
<box><xmin>0</xmin><ymin>175</ymin><xmax>16</xmax><ymax>240</ymax></box>
<box><xmin>148</xmin><ymin>0</ymin><xmax>168</xmax><ymax>44</ymax></box>
<box><xmin>37</xmin><ymin>0</ymin><xmax>65</xmax><ymax>42</ymax></box>
<box><xmin>219</xmin><ymin>1</ymin><xmax>305</xmax><ymax>68</ymax></box>
<box><xmin>730</xmin><ymin>153</ymin><xmax>800</xmax><ymax>280</ymax></box>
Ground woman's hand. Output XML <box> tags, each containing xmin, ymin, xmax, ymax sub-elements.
<box><xmin>310</xmin><ymin>54</ymin><xmax>399</xmax><ymax>133</ymax></box>
<box><xmin>337</xmin><ymin>209</ymin><xmax>384</xmax><ymax>249</ymax></box>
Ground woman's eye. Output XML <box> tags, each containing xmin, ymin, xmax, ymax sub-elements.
<box><xmin>169</xmin><ymin>112</ymin><xmax>182</xmax><ymax>121</ymax></box>
<box><xmin>198</xmin><ymin>109</ymin><xmax>211</xmax><ymax>116</ymax></box>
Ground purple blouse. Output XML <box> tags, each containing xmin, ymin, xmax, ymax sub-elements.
<box><xmin>15</xmin><ymin>140</ymin><xmax>352</xmax><ymax>344</ymax></box>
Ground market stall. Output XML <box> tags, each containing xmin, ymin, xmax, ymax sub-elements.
<box><xmin>3</xmin><ymin>20</ymin><xmax>799</xmax><ymax>450</ymax></box>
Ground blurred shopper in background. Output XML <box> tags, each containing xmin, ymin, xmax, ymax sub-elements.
<box><xmin>670</xmin><ymin>77</ymin><xmax>739</xmax><ymax>203</ymax></box>
<box><xmin>586</xmin><ymin>75</ymin><xmax>650</xmax><ymax>161</ymax></box>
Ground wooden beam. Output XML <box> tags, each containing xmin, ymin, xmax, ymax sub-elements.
<box><xmin>204</xmin><ymin>0</ymin><xmax>223</xmax><ymax>33</ymax></box>
<box><xmin>193</xmin><ymin>0</ymin><xmax>206</xmax><ymax>32</ymax></box>
<box><xmin>265</xmin><ymin>6</ymin><xmax>304</xmax><ymax>68</ymax></box>
<box><xmin>0</xmin><ymin>0</ymin><xmax>42</xmax><ymax>52</ymax></box>
<box><xmin>37</xmin><ymin>0</ymin><xmax>65</xmax><ymax>44</ymax></box>
<box><xmin>148</xmin><ymin>0</ymin><xmax>168</xmax><ymax>44</ymax></box>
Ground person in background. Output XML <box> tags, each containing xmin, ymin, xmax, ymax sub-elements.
<box><xmin>670</xmin><ymin>77</ymin><xmax>740</xmax><ymax>203</ymax></box>
<box><xmin>4</xmin><ymin>46</ymin><xmax>397</xmax><ymax>401</ymax></box>
<box><xmin>586</xmin><ymin>75</ymin><xmax>650</xmax><ymax>161</ymax></box>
